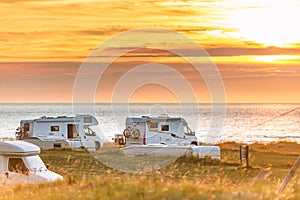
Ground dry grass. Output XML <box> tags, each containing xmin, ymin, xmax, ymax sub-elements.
<box><xmin>219</xmin><ymin>141</ymin><xmax>300</xmax><ymax>154</ymax></box>
<box><xmin>0</xmin><ymin>142</ymin><xmax>300</xmax><ymax>200</ymax></box>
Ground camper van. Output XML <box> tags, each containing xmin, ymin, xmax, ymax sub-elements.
<box><xmin>123</xmin><ymin>115</ymin><xmax>198</xmax><ymax>147</ymax></box>
<box><xmin>0</xmin><ymin>140</ymin><xmax>63</xmax><ymax>185</ymax></box>
<box><xmin>15</xmin><ymin>114</ymin><xmax>103</xmax><ymax>151</ymax></box>
<box><xmin>122</xmin><ymin>115</ymin><xmax>221</xmax><ymax>159</ymax></box>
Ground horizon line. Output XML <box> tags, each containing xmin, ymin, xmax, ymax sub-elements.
<box><xmin>0</xmin><ymin>102</ymin><xmax>300</xmax><ymax>104</ymax></box>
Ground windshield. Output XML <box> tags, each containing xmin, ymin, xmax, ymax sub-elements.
<box><xmin>184</xmin><ymin>126</ymin><xmax>195</xmax><ymax>136</ymax></box>
<box><xmin>84</xmin><ymin>127</ymin><xmax>96</xmax><ymax>136</ymax></box>
<box><xmin>23</xmin><ymin>155</ymin><xmax>47</xmax><ymax>172</ymax></box>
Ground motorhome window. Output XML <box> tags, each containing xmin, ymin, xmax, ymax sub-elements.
<box><xmin>23</xmin><ymin>155</ymin><xmax>46</xmax><ymax>172</ymax></box>
<box><xmin>161</xmin><ymin>125</ymin><xmax>169</xmax><ymax>131</ymax></box>
<box><xmin>85</xmin><ymin>127</ymin><xmax>96</xmax><ymax>136</ymax></box>
<box><xmin>8</xmin><ymin>158</ymin><xmax>29</xmax><ymax>175</ymax></box>
<box><xmin>51</xmin><ymin>126</ymin><xmax>59</xmax><ymax>131</ymax></box>
<box><xmin>150</xmin><ymin>122</ymin><xmax>158</xmax><ymax>129</ymax></box>
<box><xmin>24</xmin><ymin>123</ymin><xmax>30</xmax><ymax>132</ymax></box>
<box><xmin>184</xmin><ymin>126</ymin><xmax>194</xmax><ymax>136</ymax></box>
<box><xmin>84</xmin><ymin>117</ymin><xmax>93</xmax><ymax>123</ymax></box>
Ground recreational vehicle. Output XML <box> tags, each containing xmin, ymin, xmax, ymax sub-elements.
<box><xmin>122</xmin><ymin>115</ymin><xmax>221</xmax><ymax>159</ymax></box>
<box><xmin>0</xmin><ymin>140</ymin><xmax>63</xmax><ymax>185</ymax></box>
<box><xmin>16</xmin><ymin>115</ymin><xmax>103</xmax><ymax>150</ymax></box>
<box><xmin>123</xmin><ymin>115</ymin><xmax>199</xmax><ymax>147</ymax></box>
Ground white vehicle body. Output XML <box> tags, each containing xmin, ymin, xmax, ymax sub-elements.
<box><xmin>123</xmin><ymin>144</ymin><xmax>221</xmax><ymax>159</ymax></box>
<box><xmin>122</xmin><ymin>115</ymin><xmax>221</xmax><ymax>159</ymax></box>
<box><xmin>0</xmin><ymin>141</ymin><xmax>63</xmax><ymax>185</ymax></box>
<box><xmin>16</xmin><ymin>115</ymin><xmax>102</xmax><ymax>150</ymax></box>
<box><xmin>123</xmin><ymin>115</ymin><xmax>199</xmax><ymax>147</ymax></box>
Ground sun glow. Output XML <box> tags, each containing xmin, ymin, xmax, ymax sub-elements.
<box><xmin>1</xmin><ymin>0</ymin><xmax>300</xmax><ymax>103</ymax></box>
<box><xmin>226</xmin><ymin>0</ymin><xmax>300</xmax><ymax>47</ymax></box>
<box><xmin>253</xmin><ymin>55</ymin><xmax>300</xmax><ymax>63</ymax></box>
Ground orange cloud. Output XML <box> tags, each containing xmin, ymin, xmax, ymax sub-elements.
<box><xmin>1</xmin><ymin>0</ymin><xmax>300</xmax><ymax>103</ymax></box>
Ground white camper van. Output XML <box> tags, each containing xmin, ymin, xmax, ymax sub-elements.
<box><xmin>16</xmin><ymin>114</ymin><xmax>103</xmax><ymax>151</ymax></box>
<box><xmin>0</xmin><ymin>140</ymin><xmax>63</xmax><ymax>185</ymax></box>
<box><xmin>123</xmin><ymin>115</ymin><xmax>199</xmax><ymax>147</ymax></box>
<box><xmin>122</xmin><ymin>115</ymin><xmax>221</xmax><ymax>159</ymax></box>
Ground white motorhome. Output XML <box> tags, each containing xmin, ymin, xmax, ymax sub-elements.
<box><xmin>123</xmin><ymin>115</ymin><xmax>199</xmax><ymax>147</ymax></box>
<box><xmin>122</xmin><ymin>115</ymin><xmax>221</xmax><ymax>159</ymax></box>
<box><xmin>16</xmin><ymin>114</ymin><xmax>103</xmax><ymax>151</ymax></box>
<box><xmin>0</xmin><ymin>140</ymin><xmax>63</xmax><ymax>185</ymax></box>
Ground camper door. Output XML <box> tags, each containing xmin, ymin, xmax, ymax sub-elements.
<box><xmin>67</xmin><ymin>124</ymin><xmax>79</xmax><ymax>139</ymax></box>
<box><xmin>158</xmin><ymin>122</ymin><xmax>173</xmax><ymax>144</ymax></box>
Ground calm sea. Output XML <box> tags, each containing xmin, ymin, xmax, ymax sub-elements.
<box><xmin>0</xmin><ymin>103</ymin><xmax>299</xmax><ymax>143</ymax></box>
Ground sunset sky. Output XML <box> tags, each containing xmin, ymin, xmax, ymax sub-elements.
<box><xmin>1</xmin><ymin>0</ymin><xmax>300</xmax><ymax>103</ymax></box>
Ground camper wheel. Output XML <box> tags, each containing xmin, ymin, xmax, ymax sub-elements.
<box><xmin>95</xmin><ymin>141</ymin><xmax>101</xmax><ymax>150</ymax></box>
<box><xmin>185</xmin><ymin>148</ymin><xmax>193</xmax><ymax>155</ymax></box>
<box><xmin>191</xmin><ymin>141</ymin><xmax>198</xmax><ymax>146</ymax></box>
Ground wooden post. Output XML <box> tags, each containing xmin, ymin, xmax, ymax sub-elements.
<box><xmin>278</xmin><ymin>156</ymin><xmax>300</xmax><ymax>193</ymax></box>
<box><xmin>240</xmin><ymin>145</ymin><xmax>249</xmax><ymax>168</ymax></box>
<box><xmin>240</xmin><ymin>145</ymin><xmax>243</xmax><ymax>165</ymax></box>
<box><xmin>246</xmin><ymin>146</ymin><xmax>249</xmax><ymax>167</ymax></box>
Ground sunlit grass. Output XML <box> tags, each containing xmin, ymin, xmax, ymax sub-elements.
<box><xmin>0</xmin><ymin>142</ymin><xmax>299</xmax><ymax>200</ymax></box>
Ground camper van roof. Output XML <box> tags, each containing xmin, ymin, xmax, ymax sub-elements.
<box><xmin>0</xmin><ymin>141</ymin><xmax>40</xmax><ymax>156</ymax></box>
<box><xmin>126</xmin><ymin>116</ymin><xmax>185</xmax><ymax>122</ymax></box>
<box><xmin>152</xmin><ymin>117</ymin><xmax>182</xmax><ymax>121</ymax></box>
<box><xmin>20</xmin><ymin>114</ymin><xmax>97</xmax><ymax>123</ymax></box>
<box><xmin>126</xmin><ymin>117</ymin><xmax>150</xmax><ymax>123</ymax></box>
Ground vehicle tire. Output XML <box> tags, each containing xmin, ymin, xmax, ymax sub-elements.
<box><xmin>191</xmin><ymin>141</ymin><xmax>198</xmax><ymax>146</ymax></box>
<box><xmin>185</xmin><ymin>148</ymin><xmax>193</xmax><ymax>155</ymax></box>
<box><xmin>123</xmin><ymin>128</ymin><xmax>131</xmax><ymax>138</ymax></box>
<box><xmin>132</xmin><ymin>129</ymin><xmax>140</xmax><ymax>139</ymax></box>
<box><xmin>95</xmin><ymin>141</ymin><xmax>101</xmax><ymax>151</ymax></box>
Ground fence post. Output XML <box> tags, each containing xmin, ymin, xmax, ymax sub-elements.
<box><xmin>240</xmin><ymin>145</ymin><xmax>249</xmax><ymax>168</ymax></box>
<box><xmin>278</xmin><ymin>156</ymin><xmax>300</xmax><ymax>193</ymax></box>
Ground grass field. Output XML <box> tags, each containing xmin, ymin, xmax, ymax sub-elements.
<box><xmin>1</xmin><ymin>142</ymin><xmax>300</xmax><ymax>200</ymax></box>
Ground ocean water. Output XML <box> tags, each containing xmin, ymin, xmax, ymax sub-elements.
<box><xmin>0</xmin><ymin>103</ymin><xmax>299</xmax><ymax>143</ymax></box>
